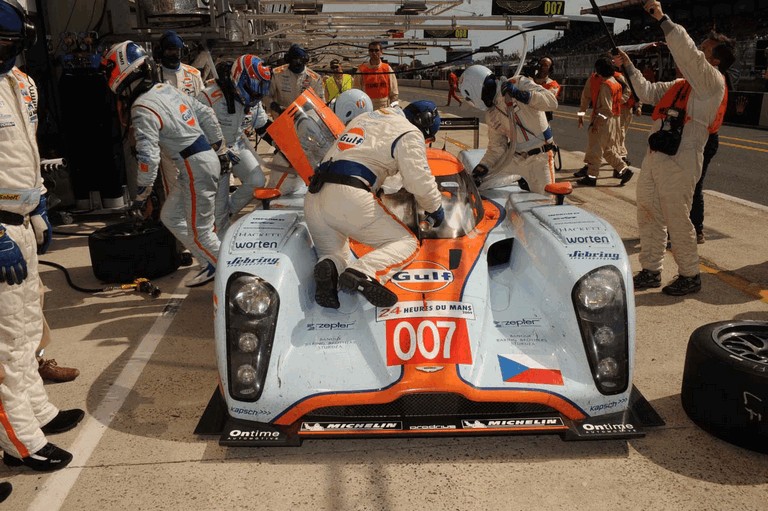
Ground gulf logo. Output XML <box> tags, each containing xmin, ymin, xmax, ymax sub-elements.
<box><xmin>392</xmin><ymin>261</ymin><xmax>453</xmax><ymax>293</ymax></box>
<box><xmin>179</xmin><ymin>104</ymin><xmax>195</xmax><ymax>126</ymax></box>
<box><xmin>337</xmin><ymin>127</ymin><xmax>365</xmax><ymax>151</ymax></box>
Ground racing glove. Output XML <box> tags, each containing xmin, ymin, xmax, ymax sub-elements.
<box><xmin>30</xmin><ymin>195</ymin><xmax>53</xmax><ymax>255</ymax></box>
<box><xmin>472</xmin><ymin>163</ymin><xmax>490</xmax><ymax>187</ymax></box>
<box><xmin>132</xmin><ymin>186</ymin><xmax>152</xmax><ymax>211</ymax></box>
<box><xmin>0</xmin><ymin>225</ymin><xmax>28</xmax><ymax>286</ymax></box>
<box><xmin>424</xmin><ymin>205</ymin><xmax>445</xmax><ymax>228</ymax></box>
<box><xmin>501</xmin><ymin>80</ymin><xmax>531</xmax><ymax>104</ymax></box>
<box><xmin>218</xmin><ymin>152</ymin><xmax>233</xmax><ymax>174</ymax></box>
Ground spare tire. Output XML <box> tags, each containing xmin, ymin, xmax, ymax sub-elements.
<box><xmin>89</xmin><ymin>219</ymin><xmax>181</xmax><ymax>283</ymax></box>
<box><xmin>681</xmin><ymin>321</ymin><xmax>768</xmax><ymax>453</ymax></box>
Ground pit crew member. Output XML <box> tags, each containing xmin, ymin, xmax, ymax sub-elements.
<box><xmin>102</xmin><ymin>41</ymin><xmax>225</xmax><ymax>287</ymax></box>
<box><xmin>459</xmin><ymin>64</ymin><xmax>558</xmax><ymax>194</ymax></box>
<box><xmin>304</xmin><ymin>100</ymin><xmax>444</xmax><ymax>309</ymax></box>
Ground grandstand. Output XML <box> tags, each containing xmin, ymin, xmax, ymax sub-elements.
<box><xmin>531</xmin><ymin>0</ymin><xmax>768</xmax><ymax>94</ymax></box>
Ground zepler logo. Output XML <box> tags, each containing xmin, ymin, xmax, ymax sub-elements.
<box><xmin>337</xmin><ymin>127</ymin><xmax>365</xmax><ymax>151</ymax></box>
<box><xmin>392</xmin><ymin>261</ymin><xmax>453</xmax><ymax>293</ymax></box>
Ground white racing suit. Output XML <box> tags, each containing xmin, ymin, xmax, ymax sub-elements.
<box><xmin>158</xmin><ymin>64</ymin><xmax>206</xmax><ymax>196</ymax></box>
<box><xmin>132</xmin><ymin>83</ymin><xmax>224</xmax><ymax>267</ymax></box>
<box><xmin>265</xmin><ymin>64</ymin><xmax>325</xmax><ymax>195</ymax></box>
<box><xmin>477</xmin><ymin>76</ymin><xmax>558</xmax><ymax>194</ymax></box>
<box><xmin>0</xmin><ymin>68</ymin><xmax>58</xmax><ymax>458</ymax></box>
<box><xmin>304</xmin><ymin>107</ymin><xmax>442</xmax><ymax>284</ymax></box>
<box><xmin>627</xmin><ymin>19</ymin><xmax>727</xmax><ymax>277</ymax></box>
<box><xmin>198</xmin><ymin>83</ymin><xmax>267</xmax><ymax>235</ymax></box>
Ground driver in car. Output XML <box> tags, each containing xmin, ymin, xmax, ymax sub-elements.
<box><xmin>304</xmin><ymin>101</ymin><xmax>445</xmax><ymax>309</ymax></box>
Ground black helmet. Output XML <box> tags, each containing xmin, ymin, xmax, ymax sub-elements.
<box><xmin>0</xmin><ymin>0</ymin><xmax>35</xmax><ymax>74</ymax></box>
<box><xmin>403</xmin><ymin>100</ymin><xmax>440</xmax><ymax>141</ymax></box>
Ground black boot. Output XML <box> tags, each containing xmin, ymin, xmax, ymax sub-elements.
<box><xmin>339</xmin><ymin>268</ymin><xmax>398</xmax><ymax>307</ymax></box>
<box><xmin>314</xmin><ymin>259</ymin><xmax>340</xmax><ymax>309</ymax></box>
<box><xmin>41</xmin><ymin>409</ymin><xmax>85</xmax><ymax>435</ymax></box>
<box><xmin>662</xmin><ymin>274</ymin><xmax>702</xmax><ymax>296</ymax></box>
<box><xmin>3</xmin><ymin>443</ymin><xmax>73</xmax><ymax>472</ymax></box>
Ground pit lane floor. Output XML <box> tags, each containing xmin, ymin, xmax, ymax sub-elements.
<box><xmin>3</xmin><ymin>106</ymin><xmax>767</xmax><ymax>511</ymax></box>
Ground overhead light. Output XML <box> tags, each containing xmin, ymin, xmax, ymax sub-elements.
<box><xmin>292</xmin><ymin>2</ymin><xmax>320</xmax><ymax>15</ymax></box>
<box><xmin>396</xmin><ymin>2</ymin><xmax>427</xmax><ymax>15</ymax></box>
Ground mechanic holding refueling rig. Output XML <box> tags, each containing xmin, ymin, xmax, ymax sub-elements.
<box><xmin>305</xmin><ymin>100</ymin><xmax>445</xmax><ymax>310</ymax></box>
<box><xmin>459</xmin><ymin>64</ymin><xmax>558</xmax><ymax>194</ymax></box>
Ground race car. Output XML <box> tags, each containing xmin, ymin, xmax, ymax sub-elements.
<box><xmin>197</xmin><ymin>95</ymin><xmax>663</xmax><ymax>446</ymax></box>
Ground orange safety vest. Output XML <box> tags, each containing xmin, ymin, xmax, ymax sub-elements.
<box><xmin>614</xmin><ymin>71</ymin><xmax>636</xmax><ymax>109</ymax></box>
<box><xmin>651</xmin><ymin>79</ymin><xmax>728</xmax><ymax>134</ymax></box>
<box><xmin>357</xmin><ymin>62</ymin><xmax>392</xmax><ymax>100</ymax></box>
<box><xmin>590</xmin><ymin>74</ymin><xmax>622</xmax><ymax>119</ymax></box>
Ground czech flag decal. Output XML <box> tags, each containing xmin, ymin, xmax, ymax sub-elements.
<box><xmin>498</xmin><ymin>354</ymin><xmax>564</xmax><ymax>385</ymax></box>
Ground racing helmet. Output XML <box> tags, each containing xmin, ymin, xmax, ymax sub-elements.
<box><xmin>459</xmin><ymin>64</ymin><xmax>498</xmax><ymax>111</ymax></box>
<box><xmin>403</xmin><ymin>100</ymin><xmax>440</xmax><ymax>141</ymax></box>
<box><xmin>231</xmin><ymin>54</ymin><xmax>271</xmax><ymax>107</ymax></box>
<box><xmin>101</xmin><ymin>41</ymin><xmax>155</xmax><ymax>96</ymax></box>
<box><xmin>330</xmin><ymin>89</ymin><xmax>373</xmax><ymax>125</ymax></box>
<box><xmin>0</xmin><ymin>0</ymin><xmax>36</xmax><ymax>75</ymax></box>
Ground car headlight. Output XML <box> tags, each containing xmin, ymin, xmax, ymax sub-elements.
<box><xmin>226</xmin><ymin>273</ymin><xmax>279</xmax><ymax>401</ymax></box>
<box><xmin>572</xmin><ymin>266</ymin><xmax>629</xmax><ymax>395</ymax></box>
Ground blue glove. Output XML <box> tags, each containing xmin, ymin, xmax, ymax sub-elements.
<box><xmin>0</xmin><ymin>226</ymin><xmax>28</xmax><ymax>285</ymax></box>
<box><xmin>501</xmin><ymin>80</ymin><xmax>531</xmax><ymax>104</ymax></box>
<box><xmin>424</xmin><ymin>205</ymin><xmax>445</xmax><ymax>228</ymax></box>
<box><xmin>30</xmin><ymin>195</ymin><xmax>52</xmax><ymax>255</ymax></box>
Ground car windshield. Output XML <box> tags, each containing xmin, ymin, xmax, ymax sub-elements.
<box><xmin>379</xmin><ymin>170</ymin><xmax>484</xmax><ymax>239</ymax></box>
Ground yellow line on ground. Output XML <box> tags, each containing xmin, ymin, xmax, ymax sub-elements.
<box><xmin>444</xmin><ymin>136</ymin><xmax>471</xmax><ymax>150</ymax></box>
<box><xmin>700</xmin><ymin>263</ymin><xmax>768</xmax><ymax>303</ymax></box>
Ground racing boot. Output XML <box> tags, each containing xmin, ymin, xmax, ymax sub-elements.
<box><xmin>186</xmin><ymin>263</ymin><xmax>216</xmax><ymax>287</ymax></box>
<box><xmin>3</xmin><ymin>443</ymin><xmax>73</xmax><ymax>472</ymax></box>
<box><xmin>662</xmin><ymin>274</ymin><xmax>702</xmax><ymax>296</ymax></box>
<box><xmin>42</xmin><ymin>408</ymin><xmax>85</xmax><ymax>435</ymax></box>
<box><xmin>573</xmin><ymin>165</ymin><xmax>588</xmax><ymax>178</ymax></box>
<box><xmin>339</xmin><ymin>268</ymin><xmax>398</xmax><ymax>308</ymax></box>
<box><xmin>613</xmin><ymin>167</ymin><xmax>634</xmax><ymax>185</ymax></box>
<box><xmin>633</xmin><ymin>269</ymin><xmax>661</xmax><ymax>290</ymax></box>
<box><xmin>314</xmin><ymin>259</ymin><xmax>340</xmax><ymax>309</ymax></box>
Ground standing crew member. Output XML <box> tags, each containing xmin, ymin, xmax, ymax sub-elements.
<box><xmin>305</xmin><ymin>101</ymin><xmax>444</xmax><ymax>309</ymax></box>
<box><xmin>354</xmin><ymin>41</ymin><xmax>399</xmax><ymax>110</ymax></box>
<box><xmin>574</xmin><ymin>57</ymin><xmax>633</xmax><ymax>187</ymax></box>
<box><xmin>446</xmin><ymin>70</ymin><xmax>462</xmax><ymax>106</ymax></box>
<box><xmin>460</xmin><ymin>64</ymin><xmax>558</xmax><ymax>194</ymax></box>
<box><xmin>617</xmin><ymin>0</ymin><xmax>733</xmax><ymax>296</ymax></box>
<box><xmin>265</xmin><ymin>44</ymin><xmax>324</xmax><ymax>194</ymax></box>
<box><xmin>0</xmin><ymin>0</ymin><xmax>84</xmax><ymax>472</ymax></box>
<box><xmin>533</xmin><ymin>56</ymin><xmax>560</xmax><ymax>122</ymax></box>
<box><xmin>102</xmin><ymin>41</ymin><xmax>225</xmax><ymax>287</ymax></box>
<box><xmin>324</xmin><ymin>59</ymin><xmax>352</xmax><ymax>102</ymax></box>
<box><xmin>614</xmin><ymin>69</ymin><xmax>642</xmax><ymax>166</ymax></box>
<box><xmin>199</xmin><ymin>55</ymin><xmax>271</xmax><ymax>235</ymax></box>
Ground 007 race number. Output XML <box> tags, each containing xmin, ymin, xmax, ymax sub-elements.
<box><xmin>386</xmin><ymin>318</ymin><xmax>472</xmax><ymax>366</ymax></box>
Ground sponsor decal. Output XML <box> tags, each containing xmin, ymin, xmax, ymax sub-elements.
<box><xmin>493</xmin><ymin>318</ymin><xmax>541</xmax><ymax>329</ymax></box>
<box><xmin>0</xmin><ymin>193</ymin><xmax>21</xmax><ymax>201</ymax></box>
<box><xmin>409</xmin><ymin>424</ymin><xmax>457</xmax><ymax>430</ymax></box>
<box><xmin>386</xmin><ymin>318</ymin><xmax>471</xmax><ymax>366</ymax></box>
<box><xmin>377</xmin><ymin>301</ymin><xmax>475</xmax><ymax>321</ymax></box>
<box><xmin>554</xmin><ymin>226</ymin><xmax>603</xmax><ymax>233</ymax></box>
<box><xmin>392</xmin><ymin>261</ymin><xmax>453</xmax><ymax>293</ymax></box>
<box><xmin>564</xmin><ymin>235</ymin><xmax>610</xmax><ymax>245</ymax></box>
<box><xmin>0</xmin><ymin>121</ymin><xmax>15</xmax><ymax>128</ymax></box>
<box><xmin>307</xmin><ymin>321</ymin><xmax>356</xmax><ymax>331</ymax></box>
<box><xmin>498</xmin><ymin>354</ymin><xmax>564</xmax><ymax>385</ymax></box>
<box><xmin>568</xmin><ymin>250</ymin><xmax>620</xmax><ymax>261</ymax></box>
<box><xmin>415</xmin><ymin>366</ymin><xmax>444</xmax><ymax>373</ymax></box>
<box><xmin>495</xmin><ymin>331</ymin><xmax>546</xmax><ymax>346</ymax></box>
<box><xmin>230</xmin><ymin>407</ymin><xmax>270</xmax><ymax>416</ymax></box>
<box><xmin>233</xmin><ymin>240</ymin><xmax>279</xmax><ymax>250</ymax></box>
<box><xmin>301</xmin><ymin>422</ymin><xmax>402</xmax><ymax>431</ymax></box>
<box><xmin>337</xmin><ymin>127</ymin><xmax>366</xmax><ymax>151</ymax></box>
<box><xmin>179</xmin><ymin>103</ymin><xmax>195</xmax><ymax>126</ymax></box>
<box><xmin>589</xmin><ymin>398</ymin><xmax>628</xmax><ymax>412</ymax></box>
<box><xmin>226</xmin><ymin>428</ymin><xmax>282</xmax><ymax>440</ymax></box>
<box><xmin>226</xmin><ymin>256</ymin><xmax>279</xmax><ymax>267</ymax></box>
<box><xmin>461</xmin><ymin>417</ymin><xmax>564</xmax><ymax>429</ymax></box>
<box><xmin>580</xmin><ymin>423</ymin><xmax>637</xmax><ymax>434</ymax></box>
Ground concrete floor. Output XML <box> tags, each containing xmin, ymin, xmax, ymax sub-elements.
<box><xmin>3</xmin><ymin>108</ymin><xmax>767</xmax><ymax>511</ymax></box>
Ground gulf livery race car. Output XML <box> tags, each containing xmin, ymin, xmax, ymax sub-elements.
<box><xmin>196</xmin><ymin>95</ymin><xmax>663</xmax><ymax>446</ymax></box>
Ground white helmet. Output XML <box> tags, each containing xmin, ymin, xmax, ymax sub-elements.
<box><xmin>458</xmin><ymin>64</ymin><xmax>497</xmax><ymax>111</ymax></box>
<box><xmin>331</xmin><ymin>89</ymin><xmax>373</xmax><ymax>125</ymax></box>
<box><xmin>101</xmin><ymin>41</ymin><xmax>152</xmax><ymax>95</ymax></box>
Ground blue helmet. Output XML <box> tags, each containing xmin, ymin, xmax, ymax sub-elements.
<box><xmin>403</xmin><ymin>100</ymin><xmax>440</xmax><ymax>140</ymax></box>
<box><xmin>0</xmin><ymin>0</ymin><xmax>35</xmax><ymax>74</ymax></box>
<box><xmin>231</xmin><ymin>54</ymin><xmax>271</xmax><ymax>107</ymax></box>
<box><xmin>158</xmin><ymin>30</ymin><xmax>185</xmax><ymax>69</ymax></box>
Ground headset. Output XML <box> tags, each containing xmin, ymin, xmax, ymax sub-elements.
<box><xmin>0</xmin><ymin>0</ymin><xmax>37</xmax><ymax>50</ymax></box>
